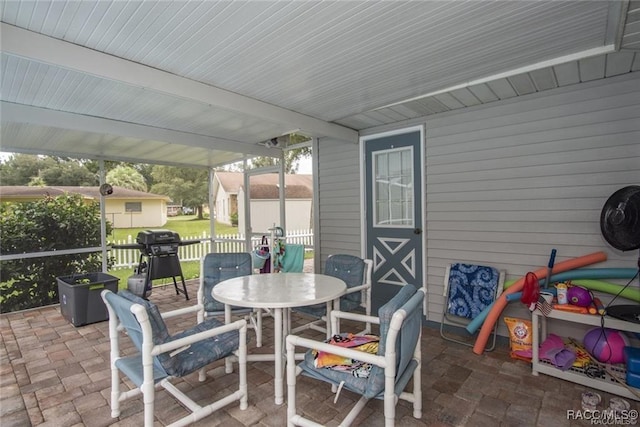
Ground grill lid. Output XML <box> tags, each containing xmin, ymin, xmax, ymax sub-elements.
<box><xmin>136</xmin><ymin>229</ymin><xmax>181</xmax><ymax>245</ymax></box>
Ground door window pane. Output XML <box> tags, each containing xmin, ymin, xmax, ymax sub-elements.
<box><xmin>373</xmin><ymin>147</ymin><xmax>414</xmax><ymax>227</ymax></box>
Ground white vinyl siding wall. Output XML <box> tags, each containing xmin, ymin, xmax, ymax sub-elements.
<box><xmin>422</xmin><ymin>72</ymin><xmax>639</xmax><ymax>326</ymax></box>
<box><xmin>328</xmin><ymin>71</ymin><xmax>639</xmax><ymax>335</ymax></box>
<box><xmin>316</xmin><ymin>137</ymin><xmax>363</xmax><ymax>267</ymax></box>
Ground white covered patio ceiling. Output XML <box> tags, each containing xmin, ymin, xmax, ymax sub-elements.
<box><xmin>1</xmin><ymin>1</ymin><xmax>638</xmax><ymax>168</ymax></box>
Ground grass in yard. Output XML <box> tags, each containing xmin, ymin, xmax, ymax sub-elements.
<box><xmin>109</xmin><ymin>216</ymin><xmax>238</xmax><ymax>242</ymax></box>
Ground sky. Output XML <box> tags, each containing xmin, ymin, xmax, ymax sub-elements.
<box><xmin>297</xmin><ymin>156</ymin><xmax>312</xmax><ymax>174</ymax></box>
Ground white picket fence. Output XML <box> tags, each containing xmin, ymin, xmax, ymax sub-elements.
<box><xmin>110</xmin><ymin>229</ymin><xmax>313</xmax><ymax>271</ymax></box>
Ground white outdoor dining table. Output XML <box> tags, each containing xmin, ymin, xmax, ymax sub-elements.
<box><xmin>212</xmin><ymin>272</ymin><xmax>347</xmax><ymax>405</ymax></box>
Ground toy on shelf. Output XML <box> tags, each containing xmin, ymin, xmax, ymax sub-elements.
<box><xmin>583</xmin><ymin>327</ymin><xmax>630</xmax><ymax>364</ymax></box>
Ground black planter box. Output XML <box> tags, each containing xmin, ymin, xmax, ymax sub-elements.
<box><xmin>56</xmin><ymin>273</ymin><xmax>119</xmax><ymax>326</ymax></box>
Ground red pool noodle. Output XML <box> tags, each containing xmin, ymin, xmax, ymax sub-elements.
<box><xmin>472</xmin><ymin>251</ymin><xmax>607</xmax><ymax>355</ymax></box>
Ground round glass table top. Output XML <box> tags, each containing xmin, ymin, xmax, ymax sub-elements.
<box><xmin>212</xmin><ymin>273</ymin><xmax>347</xmax><ymax>309</ymax></box>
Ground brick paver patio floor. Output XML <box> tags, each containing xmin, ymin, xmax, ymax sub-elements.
<box><xmin>1</xmin><ymin>278</ymin><xmax>637</xmax><ymax>426</ymax></box>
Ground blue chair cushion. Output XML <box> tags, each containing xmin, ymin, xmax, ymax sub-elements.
<box><xmin>202</xmin><ymin>253</ymin><xmax>252</xmax><ymax>313</ymax></box>
<box><xmin>160</xmin><ymin>317</ymin><xmax>240</xmax><ymax>377</ymax></box>
<box><xmin>115</xmin><ymin>290</ymin><xmax>239</xmax><ymax>378</ymax></box>
<box><xmin>294</xmin><ymin>298</ymin><xmax>362</xmax><ymax>318</ymax></box>
<box><xmin>295</xmin><ymin>255</ymin><xmax>366</xmax><ymax>319</ymax></box>
<box><xmin>446</xmin><ymin>263</ymin><xmax>500</xmax><ymax>319</ymax></box>
<box><xmin>106</xmin><ymin>291</ymin><xmax>169</xmax><ymax>384</ymax></box>
<box><xmin>117</xmin><ymin>290</ymin><xmax>171</xmax><ymax>344</ymax></box>
<box><xmin>325</xmin><ymin>254</ymin><xmax>366</xmax><ymax>305</ymax></box>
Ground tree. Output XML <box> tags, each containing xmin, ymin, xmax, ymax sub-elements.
<box><xmin>0</xmin><ymin>154</ymin><xmax>57</xmax><ymax>185</ymax></box>
<box><xmin>85</xmin><ymin>160</ymin><xmax>155</xmax><ymax>190</ymax></box>
<box><xmin>0</xmin><ymin>194</ymin><xmax>113</xmax><ymax>313</ymax></box>
<box><xmin>150</xmin><ymin>166</ymin><xmax>209</xmax><ymax>218</ymax></box>
<box><xmin>106</xmin><ymin>165</ymin><xmax>147</xmax><ymax>191</ymax></box>
<box><xmin>0</xmin><ymin>154</ymin><xmax>97</xmax><ymax>186</ymax></box>
<box><xmin>38</xmin><ymin>160</ymin><xmax>97</xmax><ymax>186</ymax></box>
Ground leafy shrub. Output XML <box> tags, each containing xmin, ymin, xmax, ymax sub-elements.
<box><xmin>0</xmin><ymin>194</ymin><xmax>113</xmax><ymax>313</ymax></box>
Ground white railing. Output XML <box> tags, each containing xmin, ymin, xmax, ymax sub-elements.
<box><xmin>110</xmin><ymin>229</ymin><xmax>313</xmax><ymax>271</ymax></box>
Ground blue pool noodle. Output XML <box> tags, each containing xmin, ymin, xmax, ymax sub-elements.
<box><xmin>547</xmin><ymin>268</ymin><xmax>637</xmax><ymax>283</ymax></box>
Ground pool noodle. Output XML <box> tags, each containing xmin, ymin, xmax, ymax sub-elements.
<box><xmin>551</xmin><ymin>268</ymin><xmax>637</xmax><ymax>281</ymax></box>
<box><xmin>471</xmin><ymin>251</ymin><xmax>607</xmax><ymax>355</ymax></box>
<box><xmin>503</xmin><ymin>268</ymin><xmax>638</xmax><ymax>289</ymax></box>
<box><xmin>502</xmin><ymin>280</ymin><xmax>639</xmax><ymax>304</ymax></box>
<box><xmin>505</xmin><ymin>292</ymin><xmax>522</xmax><ymax>302</ymax></box>
<box><xmin>570</xmin><ymin>279</ymin><xmax>640</xmax><ymax>303</ymax></box>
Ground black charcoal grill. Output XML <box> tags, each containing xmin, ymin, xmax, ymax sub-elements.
<box><xmin>108</xmin><ymin>229</ymin><xmax>190</xmax><ymax>299</ymax></box>
<box><xmin>134</xmin><ymin>229</ymin><xmax>190</xmax><ymax>300</ymax></box>
<box><xmin>137</xmin><ymin>229</ymin><xmax>181</xmax><ymax>256</ymax></box>
<box><xmin>112</xmin><ymin>229</ymin><xmax>200</xmax><ymax>300</ymax></box>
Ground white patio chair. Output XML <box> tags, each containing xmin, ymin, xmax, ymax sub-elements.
<box><xmin>286</xmin><ymin>284</ymin><xmax>424</xmax><ymax>427</ymax></box>
<box><xmin>101</xmin><ymin>289</ymin><xmax>247</xmax><ymax>427</ymax></box>
<box><xmin>197</xmin><ymin>252</ymin><xmax>264</xmax><ymax>347</ymax></box>
<box><xmin>291</xmin><ymin>254</ymin><xmax>373</xmax><ymax>338</ymax></box>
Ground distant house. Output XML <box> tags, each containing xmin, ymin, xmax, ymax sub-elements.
<box><xmin>0</xmin><ymin>186</ymin><xmax>171</xmax><ymax>228</ymax></box>
<box><xmin>167</xmin><ymin>204</ymin><xmax>182</xmax><ymax>217</ymax></box>
<box><xmin>212</xmin><ymin>171</ymin><xmax>313</xmax><ymax>233</ymax></box>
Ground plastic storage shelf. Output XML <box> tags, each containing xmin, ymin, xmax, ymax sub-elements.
<box><xmin>532</xmin><ymin>308</ymin><xmax>640</xmax><ymax>401</ymax></box>
<box><xmin>56</xmin><ymin>272</ymin><xmax>119</xmax><ymax>326</ymax></box>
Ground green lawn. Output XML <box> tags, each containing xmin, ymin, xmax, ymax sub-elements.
<box><xmin>110</xmin><ymin>216</ymin><xmax>238</xmax><ymax>242</ymax></box>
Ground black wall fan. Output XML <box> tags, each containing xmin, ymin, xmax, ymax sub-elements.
<box><xmin>600</xmin><ymin>185</ymin><xmax>640</xmax><ymax>252</ymax></box>
<box><xmin>599</xmin><ymin>185</ymin><xmax>640</xmax><ymax>323</ymax></box>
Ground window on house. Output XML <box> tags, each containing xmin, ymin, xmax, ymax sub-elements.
<box><xmin>125</xmin><ymin>202</ymin><xmax>142</xmax><ymax>212</ymax></box>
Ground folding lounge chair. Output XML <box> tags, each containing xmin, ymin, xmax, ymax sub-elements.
<box><xmin>439</xmin><ymin>263</ymin><xmax>505</xmax><ymax>351</ymax></box>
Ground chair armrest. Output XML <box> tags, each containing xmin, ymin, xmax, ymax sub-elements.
<box><xmin>286</xmin><ymin>334</ymin><xmax>384</xmax><ymax>368</ymax></box>
<box><xmin>152</xmin><ymin>318</ymin><xmax>247</xmax><ymax>356</ymax></box>
<box><xmin>344</xmin><ymin>283</ymin><xmax>369</xmax><ymax>295</ymax></box>
<box><xmin>330</xmin><ymin>310</ymin><xmax>379</xmax><ymax>325</ymax></box>
<box><xmin>330</xmin><ymin>310</ymin><xmax>379</xmax><ymax>335</ymax></box>
<box><xmin>160</xmin><ymin>304</ymin><xmax>203</xmax><ymax>319</ymax></box>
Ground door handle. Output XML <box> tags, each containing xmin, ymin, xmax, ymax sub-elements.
<box><xmin>414</xmin><ymin>228</ymin><xmax>422</xmax><ymax>235</ymax></box>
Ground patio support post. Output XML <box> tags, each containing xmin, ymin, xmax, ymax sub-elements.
<box><xmin>312</xmin><ymin>137</ymin><xmax>320</xmax><ymax>273</ymax></box>
<box><xmin>243</xmin><ymin>158</ymin><xmax>252</xmax><ymax>253</ymax></box>
<box><xmin>99</xmin><ymin>159</ymin><xmax>108</xmax><ymax>272</ymax></box>
<box><xmin>279</xmin><ymin>150</ymin><xmax>286</xmax><ymax>232</ymax></box>
<box><xmin>208</xmin><ymin>167</ymin><xmax>216</xmax><ymax>253</ymax></box>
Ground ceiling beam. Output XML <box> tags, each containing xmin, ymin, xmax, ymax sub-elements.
<box><xmin>1</xmin><ymin>23</ymin><xmax>358</xmax><ymax>143</ymax></box>
<box><xmin>1</xmin><ymin>102</ymin><xmax>277</xmax><ymax>158</ymax></box>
